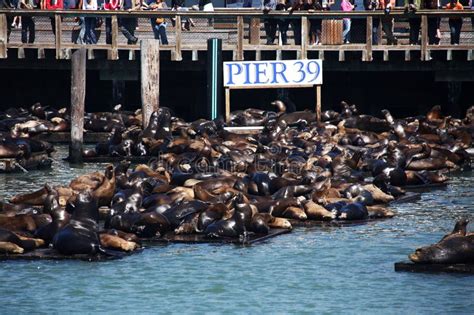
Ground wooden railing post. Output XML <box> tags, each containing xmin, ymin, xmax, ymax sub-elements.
<box><xmin>366</xmin><ymin>15</ymin><xmax>373</xmax><ymax>61</ymax></box>
<box><xmin>236</xmin><ymin>15</ymin><xmax>244</xmax><ymax>61</ymax></box>
<box><xmin>55</xmin><ymin>14</ymin><xmax>63</xmax><ymax>59</ymax></box>
<box><xmin>108</xmin><ymin>14</ymin><xmax>119</xmax><ymax>60</ymax></box>
<box><xmin>421</xmin><ymin>14</ymin><xmax>428</xmax><ymax>61</ymax></box>
<box><xmin>0</xmin><ymin>14</ymin><xmax>7</xmax><ymax>58</ymax></box>
<box><xmin>249</xmin><ymin>17</ymin><xmax>260</xmax><ymax>45</ymax></box>
<box><xmin>69</xmin><ymin>48</ymin><xmax>86</xmax><ymax>164</ymax></box>
<box><xmin>301</xmin><ymin>16</ymin><xmax>308</xmax><ymax>59</ymax></box>
<box><xmin>174</xmin><ymin>15</ymin><xmax>182</xmax><ymax>61</ymax></box>
<box><xmin>140</xmin><ymin>39</ymin><xmax>160</xmax><ymax>129</ymax></box>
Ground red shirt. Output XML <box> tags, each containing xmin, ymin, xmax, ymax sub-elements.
<box><xmin>104</xmin><ymin>0</ymin><xmax>119</xmax><ymax>10</ymax></box>
<box><xmin>44</xmin><ymin>0</ymin><xmax>63</xmax><ymax>9</ymax></box>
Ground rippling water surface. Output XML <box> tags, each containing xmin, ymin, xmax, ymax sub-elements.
<box><xmin>1</xmin><ymin>147</ymin><xmax>473</xmax><ymax>313</ymax></box>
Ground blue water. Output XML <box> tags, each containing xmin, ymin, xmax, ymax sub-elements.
<box><xmin>1</xmin><ymin>147</ymin><xmax>473</xmax><ymax>314</ymax></box>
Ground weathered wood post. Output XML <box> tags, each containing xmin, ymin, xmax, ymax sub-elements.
<box><xmin>69</xmin><ymin>48</ymin><xmax>86</xmax><ymax>164</ymax></box>
<box><xmin>0</xmin><ymin>14</ymin><xmax>8</xmax><ymax>58</ymax></box>
<box><xmin>140</xmin><ymin>39</ymin><xmax>160</xmax><ymax>129</ymax></box>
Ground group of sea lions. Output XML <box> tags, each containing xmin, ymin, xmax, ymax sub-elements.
<box><xmin>0</xmin><ymin>101</ymin><xmax>473</xmax><ymax>263</ymax></box>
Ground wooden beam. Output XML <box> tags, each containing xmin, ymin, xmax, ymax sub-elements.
<box><xmin>225</xmin><ymin>87</ymin><xmax>230</xmax><ymax>123</ymax></box>
<box><xmin>276</xmin><ymin>49</ymin><xmax>282</xmax><ymax>60</ymax></box>
<box><xmin>338</xmin><ymin>50</ymin><xmax>345</xmax><ymax>61</ymax></box>
<box><xmin>236</xmin><ymin>15</ymin><xmax>244</xmax><ymax>61</ymax></box>
<box><xmin>107</xmin><ymin>15</ymin><xmax>119</xmax><ymax>60</ymax></box>
<box><xmin>87</xmin><ymin>48</ymin><xmax>95</xmax><ymax>60</ymax></box>
<box><xmin>55</xmin><ymin>14</ymin><xmax>62</xmax><ymax>59</ymax></box>
<box><xmin>0</xmin><ymin>14</ymin><xmax>8</xmax><ymax>58</ymax></box>
<box><xmin>301</xmin><ymin>16</ymin><xmax>308</xmax><ymax>59</ymax></box>
<box><xmin>192</xmin><ymin>49</ymin><xmax>198</xmax><ymax>61</ymax></box>
<box><xmin>365</xmin><ymin>16</ymin><xmax>372</xmax><ymax>62</ymax></box>
<box><xmin>316</xmin><ymin>85</ymin><xmax>321</xmax><ymax>123</ymax></box>
<box><xmin>383</xmin><ymin>49</ymin><xmax>389</xmax><ymax>61</ymax></box>
<box><xmin>69</xmin><ymin>48</ymin><xmax>86</xmax><ymax>164</ymax></box>
<box><xmin>175</xmin><ymin>16</ymin><xmax>182</xmax><ymax>61</ymax></box>
<box><xmin>447</xmin><ymin>49</ymin><xmax>452</xmax><ymax>61</ymax></box>
<box><xmin>468</xmin><ymin>50</ymin><xmax>473</xmax><ymax>61</ymax></box>
<box><xmin>18</xmin><ymin>47</ymin><xmax>25</xmax><ymax>59</ymax></box>
<box><xmin>140</xmin><ymin>39</ymin><xmax>160</xmax><ymax>129</ymax></box>
<box><xmin>318</xmin><ymin>50</ymin><xmax>324</xmax><ymax>60</ymax></box>
<box><xmin>38</xmin><ymin>48</ymin><xmax>45</xmax><ymax>59</ymax></box>
<box><xmin>255</xmin><ymin>49</ymin><xmax>261</xmax><ymax>61</ymax></box>
<box><xmin>405</xmin><ymin>50</ymin><xmax>410</xmax><ymax>61</ymax></box>
<box><xmin>421</xmin><ymin>14</ymin><xmax>427</xmax><ymax>61</ymax></box>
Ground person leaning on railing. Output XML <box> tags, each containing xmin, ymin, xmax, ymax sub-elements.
<box><xmin>19</xmin><ymin>0</ymin><xmax>36</xmax><ymax>43</ymax></box>
<box><xmin>276</xmin><ymin>0</ymin><xmax>291</xmax><ymax>45</ymax></box>
<box><xmin>446</xmin><ymin>0</ymin><xmax>464</xmax><ymax>44</ymax></box>
<box><xmin>263</xmin><ymin>0</ymin><xmax>277</xmax><ymax>44</ymax></box>
<box><xmin>78</xmin><ymin>0</ymin><xmax>98</xmax><ymax>44</ymax></box>
<box><xmin>288</xmin><ymin>0</ymin><xmax>304</xmax><ymax>45</ymax></box>
<box><xmin>378</xmin><ymin>0</ymin><xmax>397</xmax><ymax>44</ymax></box>
<box><xmin>42</xmin><ymin>0</ymin><xmax>63</xmax><ymax>37</ymax></box>
<box><xmin>102</xmin><ymin>0</ymin><xmax>119</xmax><ymax>44</ymax></box>
<box><xmin>424</xmin><ymin>0</ymin><xmax>440</xmax><ymax>44</ymax></box>
<box><xmin>118</xmin><ymin>0</ymin><xmax>139</xmax><ymax>44</ymax></box>
<box><xmin>404</xmin><ymin>0</ymin><xmax>421</xmax><ymax>44</ymax></box>
<box><xmin>1</xmin><ymin>0</ymin><xmax>17</xmax><ymax>41</ymax></box>
<box><xmin>305</xmin><ymin>0</ymin><xmax>323</xmax><ymax>46</ymax></box>
<box><xmin>143</xmin><ymin>0</ymin><xmax>168</xmax><ymax>44</ymax></box>
<box><xmin>341</xmin><ymin>0</ymin><xmax>354</xmax><ymax>43</ymax></box>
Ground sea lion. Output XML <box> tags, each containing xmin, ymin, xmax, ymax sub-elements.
<box><xmin>303</xmin><ymin>200</ymin><xmax>334</xmax><ymax>221</ymax></box>
<box><xmin>409</xmin><ymin>220</ymin><xmax>474</xmax><ymax>264</ymax></box>
<box><xmin>0</xmin><ymin>228</ymin><xmax>44</xmax><ymax>252</ymax></box>
<box><xmin>99</xmin><ymin>233</ymin><xmax>139</xmax><ymax>252</ymax></box>
<box><xmin>332</xmin><ymin>202</ymin><xmax>369</xmax><ymax>221</ymax></box>
<box><xmin>53</xmin><ymin>191</ymin><xmax>101</xmax><ymax>256</ymax></box>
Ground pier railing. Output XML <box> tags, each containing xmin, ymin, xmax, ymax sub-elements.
<box><xmin>0</xmin><ymin>9</ymin><xmax>473</xmax><ymax>61</ymax></box>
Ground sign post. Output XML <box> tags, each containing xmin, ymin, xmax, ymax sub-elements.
<box><xmin>223</xmin><ymin>59</ymin><xmax>323</xmax><ymax>123</ymax></box>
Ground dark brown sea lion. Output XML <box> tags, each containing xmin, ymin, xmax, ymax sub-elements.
<box><xmin>409</xmin><ymin>220</ymin><xmax>474</xmax><ymax>264</ymax></box>
<box><xmin>53</xmin><ymin>191</ymin><xmax>102</xmax><ymax>256</ymax></box>
<box><xmin>0</xmin><ymin>228</ymin><xmax>44</xmax><ymax>253</ymax></box>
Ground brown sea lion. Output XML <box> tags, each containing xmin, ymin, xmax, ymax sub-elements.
<box><xmin>303</xmin><ymin>200</ymin><xmax>334</xmax><ymax>221</ymax></box>
<box><xmin>99</xmin><ymin>233</ymin><xmax>139</xmax><ymax>252</ymax></box>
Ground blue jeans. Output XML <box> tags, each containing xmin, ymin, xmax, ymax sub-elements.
<box><xmin>84</xmin><ymin>17</ymin><xmax>97</xmax><ymax>44</ymax></box>
<box><xmin>343</xmin><ymin>19</ymin><xmax>351</xmax><ymax>43</ymax></box>
<box><xmin>150</xmin><ymin>19</ymin><xmax>168</xmax><ymax>45</ymax></box>
<box><xmin>372</xmin><ymin>18</ymin><xmax>380</xmax><ymax>45</ymax></box>
<box><xmin>449</xmin><ymin>19</ymin><xmax>462</xmax><ymax>44</ymax></box>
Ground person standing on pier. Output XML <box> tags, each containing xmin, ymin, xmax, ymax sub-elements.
<box><xmin>276</xmin><ymin>0</ymin><xmax>291</xmax><ymax>45</ymax></box>
<box><xmin>145</xmin><ymin>0</ymin><xmax>169</xmax><ymax>44</ymax></box>
<box><xmin>103</xmin><ymin>0</ymin><xmax>119</xmax><ymax>44</ymax></box>
<box><xmin>79</xmin><ymin>0</ymin><xmax>98</xmax><ymax>44</ymax></box>
<box><xmin>0</xmin><ymin>0</ymin><xmax>14</xmax><ymax>41</ymax></box>
<box><xmin>263</xmin><ymin>0</ymin><xmax>277</xmax><ymax>44</ymax></box>
<box><xmin>19</xmin><ymin>0</ymin><xmax>36</xmax><ymax>43</ymax></box>
<box><xmin>305</xmin><ymin>0</ymin><xmax>323</xmax><ymax>46</ymax></box>
<box><xmin>424</xmin><ymin>0</ymin><xmax>440</xmax><ymax>44</ymax></box>
<box><xmin>341</xmin><ymin>0</ymin><xmax>354</xmax><ymax>43</ymax></box>
<box><xmin>42</xmin><ymin>0</ymin><xmax>63</xmax><ymax>38</ymax></box>
<box><xmin>289</xmin><ymin>0</ymin><xmax>304</xmax><ymax>45</ymax></box>
<box><xmin>119</xmin><ymin>0</ymin><xmax>139</xmax><ymax>44</ymax></box>
<box><xmin>446</xmin><ymin>0</ymin><xmax>464</xmax><ymax>44</ymax></box>
<box><xmin>379</xmin><ymin>0</ymin><xmax>397</xmax><ymax>44</ymax></box>
<box><xmin>404</xmin><ymin>0</ymin><xmax>421</xmax><ymax>44</ymax></box>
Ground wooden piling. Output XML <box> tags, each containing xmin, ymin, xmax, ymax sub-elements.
<box><xmin>69</xmin><ymin>48</ymin><xmax>86</xmax><ymax>164</ymax></box>
<box><xmin>0</xmin><ymin>14</ymin><xmax>7</xmax><ymax>58</ymax></box>
<box><xmin>140</xmin><ymin>39</ymin><xmax>160</xmax><ymax>129</ymax></box>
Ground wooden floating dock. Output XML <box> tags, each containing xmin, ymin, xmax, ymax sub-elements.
<box><xmin>288</xmin><ymin>217</ymin><xmax>391</xmax><ymax>228</ymax></box>
<box><xmin>402</xmin><ymin>182</ymin><xmax>449</xmax><ymax>192</ymax></box>
<box><xmin>0</xmin><ymin>151</ymin><xmax>52</xmax><ymax>173</ymax></box>
<box><xmin>389</xmin><ymin>192</ymin><xmax>421</xmax><ymax>205</ymax></box>
<box><xmin>33</xmin><ymin>132</ymin><xmax>110</xmax><ymax>143</ymax></box>
<box><xmin>395</xmin><ymin>261</ymin><xmax>474</xmax><ymax>274</ymax></box>
<box><xmin>141</xmin><ymin>228</ymin><xmax>291</xmax><ymax>245</ymax></box>
<box><xmin>0</xmin><ymin>247</ymin><xmax>143</xmax><ymax>262</ymax></box>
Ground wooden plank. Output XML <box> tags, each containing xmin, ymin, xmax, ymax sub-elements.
<box><xmin>87</xmin><ymin>48</ymin><xmax>95</xmax><ymax>60</ymax></box>
<box><xmin>18</xmin><ymin>47</ymin><xmax>25</xmax><ymax>59</ymax></box>
<box><xmin>38</xmin><ymin>48</ymin><xmax>45</xmax><ymax>59</ymax></box>
<box><xmin>469</xmin><ymin>50</ymin><xmax>474</xmax><ymax>61</ymax></box>
<box><xmin>405</xmin><ymin>49</ymin><xmax>410</xmax><ymax>61</ymax></box>
<box><xmin>0</xmin><ymin>14</ymin><xmax>7</xmax><ymax>58</ymax></box>
<box><xmin>55</xmin><ymin>14</ymin><xmax>62</xmax><ymax>59</ymax></box>
<box><xmin>140</xmin><ymin>39</ymin><xmax>160</xmax><ymax>129</ymax></box>
<box><xmin>318</xmin><ymin>50</ymin><xmax>324</xmax><ymax>60</ymax></box>
<box><xmin>255</xmin><ymin>49</ymin><xmax>261</xmax><ymax>61</ymax></box>
<box><xmin>174</xmin><ymin>15</ymin><xmax>182</xmax><ymax>61</ymax></box>
<box><xmin>447</xmin><ymin>49</ymin><xmax>452</xmax><ymax>61</ymax></box>
<box><xmin>395</xmin><ymin>262</ymin><xmax>474</xmax><ymax>274</ymax></box>
<box><xmin>69</xmin><ymin>48</ymin><xmax>86</xmax><ymax>164</ymax></box>
<box><xmin>192</xmin><ymin>49</ymin><xmax>198</xmax><ymax>61</ymax></box>
<box><xmin>383</xmin><ymin>49</ymin><xmax>389</xmax><ymax>61</ymax></box>
<box><xmin>366</xmin><ymin>16</ymin><xmax>373</xmax><ymax>62</ymax></box>
<box><xmin>236</xmin><ymin>15</ymin><xmax>244</xmax><ymax>61</ymax></box>
<box><xmin>225</xmin><ymin>87</ymin><xmax>230</xmax><ymax>123</ymax></box>
<box><xmin>421</xmin><ymin>14</ymin><xmax>427</xmax><ymax>61</ymax></box>
<box><xmin>338</xmin><ymin>49</ymin><xmax>345</xmax><ymax>61</ymax></box>
<box><xmin>301</xmin><ymin>16</ymin><xmax>307</xmax><ymax>59</ymax></box>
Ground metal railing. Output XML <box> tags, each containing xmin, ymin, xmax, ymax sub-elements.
<box><xmin>0</xmin><ymin>9</ymin><xmax>473</xmax><ymax>61</ymax></box>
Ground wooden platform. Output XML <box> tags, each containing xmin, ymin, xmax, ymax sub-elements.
<box><xmin>0</xmin><ymin>247</ymin><xmax>143</xmax><ymax>262</ymax></box>
<box><xmin>33</xmin><ymin>132</ymin><xmax>110</xmax><ymax>143</ymax></box>
<box><xmin>395</xmin><ymin>262</ymin><xmax>474</xmax><ymax>274</ymax></box>
<box><xmin>288</xmin><ymin>217</ymin><xmax>391</xmax><ymax>228</ymax></box>
<box><xmin>0</xmin><ymin>151</ymin><xmax>52</xmax><ymax>173</ymax></box>
<box><xmin>77</xmin><ymin>155</ymin><xmax>153</xmax><ymax>164</ymax></box>
<box><xmin>141</xmin><ymin>228</ymin><xmax>291</xmax><ymax>245</ymax></box>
